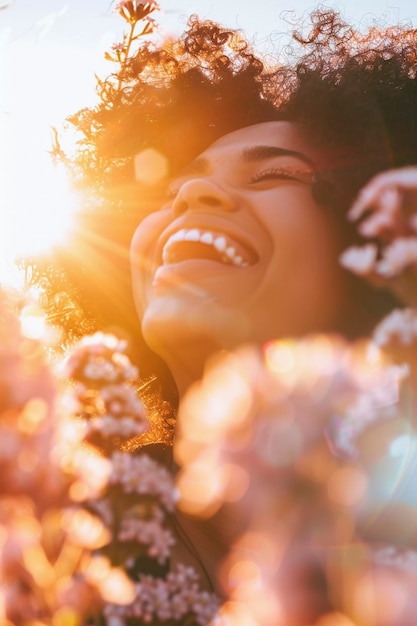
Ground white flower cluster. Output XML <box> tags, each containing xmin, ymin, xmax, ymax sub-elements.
<box><xmin>118</xmin><ymin>511</ymin><xmax>175</xmax><ymax>563</ymax></box>
<box><xmin>110</xmin><ymin>451</ymin><xmax>178</xmax><ymax>510</ymax></box>
<box><xmin>372</xmin><ymin>545</ymin><xmax>417</xmax><ymax>573</ymax></box>
<box><xmin>340</xmin><ymin>237</ymin><xmax>417</xmax><ymax>278</ymax></box>
<box><xmin>378</xmin><ymin>237</ymin><xmax>417</xmax><ymax>277</ymax></box>
<box><xmin>85</xmin><ymin>383</ymin><xmax>147</xmax><ymax>439</ymax></box>
<box><xmin>373</xmin><ymin>308</ymin><xmax>417</xmax><ymax>348</ymax></box>
<box><xmin>339</xmin><ymin>243</ymin><xmax>378</xmax><ymax>275</ymax></box>
<box><xmin>64</xmin><ymin>332</ymin><xmax>138</xmax><ymax>385</ymax></box>
<box><xmin>63</xmin><ymin>333</ymin><xmax>148</xmax><ymax>442</ymax></box>
<box><xmin>330</xmin><ymin>365</ymin><xmax>402</xmax><ymax>457</ymax></box>
<box><xmin>82</xmin><ymin>459</ymin><xmax>177</xmax><ymax>562</ymax></box>
<box><xmin>61</xmin><ymin>332</ymin><xmax>207</xmax><ymax>620</ymax></box>
<box><xmin>103</xmin><ymin>564</ymin><xmax>219</xmax><ymax>626</ymax></box>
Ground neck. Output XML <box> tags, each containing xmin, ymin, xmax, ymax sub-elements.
<box><xmin>158</xmin><ymin>339</ymin><xmax>223</xmax><ymax>399</ymax></box>
<box><xmin>171</xmin><ymin>360</ymin><xmax>204</xmax><ymax>399</ymax></box>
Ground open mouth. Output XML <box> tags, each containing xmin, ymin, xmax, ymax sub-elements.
<box><xmin>161</xmin><ymin>228</ymin><xmax>258</xmax><ymax>267</ymax></box>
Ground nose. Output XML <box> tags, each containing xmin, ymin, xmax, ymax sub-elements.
<box><xmin>172</xmin><ymin>178</ymin><xmax>237</xmax><ymax>216</ymax></box>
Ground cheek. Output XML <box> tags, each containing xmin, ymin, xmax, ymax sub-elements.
<box><xmin>254</xmin><ymin>196</ymin><xmax>347</xmax><ymax>332</ymax></box>
<box><xmin>130</xmin><ymin>209</ymin><xmax>172</xmax><ymax>267</ymax></box>
<box><xmin>258</xmin><ymin>190</ymin><xmax>337</xmax><ymax>260</ymax></box>
<box><xmin>274</xmin><ymin>205</ymin><xmax>342</xmax><ymax>289</ymax></box>
<box><xmin>130</xmin><ymin>210</ymin><xmax>172</xmax><ymax>315</ymax></box>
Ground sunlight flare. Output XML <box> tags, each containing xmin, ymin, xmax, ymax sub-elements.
<box><xmin>5</xmin><ymin>152</ymin><xmax>78</xmax><ymax>258</ymax></box>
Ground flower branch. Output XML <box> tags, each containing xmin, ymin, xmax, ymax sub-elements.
<box><xmin>105</xmin><ymin>1</ymin><xmax>160</xmax><ymax>93</ymax></box>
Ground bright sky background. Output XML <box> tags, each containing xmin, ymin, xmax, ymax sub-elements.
<box><xmin>1</xmin><ymin>0</ymin><xmax>417</xmax><ymax>282</ymax></box>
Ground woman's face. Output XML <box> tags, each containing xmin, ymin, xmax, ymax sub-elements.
<box><xmin>131</xmin><ymin>121</ymin><xmax>351</xmax><ymax>362</ymax></box>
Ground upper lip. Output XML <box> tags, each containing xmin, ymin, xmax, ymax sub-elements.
<box><xmin>154</xmin><ymin>216</ymin><xmax>259</xmax><ymax>268</ymax></box>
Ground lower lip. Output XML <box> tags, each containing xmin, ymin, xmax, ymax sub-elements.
<box><xmin>152</xmin><ymin>259</ymin><xmax>251</xmax><ymax>286</ymax></box>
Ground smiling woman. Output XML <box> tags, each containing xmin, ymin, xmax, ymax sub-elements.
<box><xmin>31</xmin><ymin>6</ymin><xmax>417</xmax><ymax>619</ymax></box>
<box><xmin>37</xmin><ymin>6</ymin><xmax>417</xmax><ymax>394</ymax></box>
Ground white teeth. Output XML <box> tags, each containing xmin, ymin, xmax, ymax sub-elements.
<box><xmin>201</xmin><ymin>232</ymin><xmax>214</xmax><ymax>245</ymax></box>
<box><xmin>162</xmin><ymin>228</ymin><xmax>253</xmax><ymax>267</ymax></box>
<box><xmin>213</xmin><ymin>236</ymin><xmax>227</xmax><ymax>253</ymax></box>
<box><xmin>185</xmin><ymin>229</ymin><xmax>200</xmax><ymax>241</ymax></box>
<box><xmin>171</xmin><ymin>229</ymin><xmax>186</xmax><ymax>242</ymax></box>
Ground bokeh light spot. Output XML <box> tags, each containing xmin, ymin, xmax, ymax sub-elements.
<box><xmin>218</xmin><ymin>600</ymin><xmax>260</xmax><ymax>626</ymax></box>
<box><xmin>23</xmin><ymin>545</ymin><xmax>55</xmax><ymax>587</ymax></box>
<box><xmin>17</xmin><ymin>448</ymin><xmax>40</xmax><ymax>472</ymax></box>
<box><xmin>52</xmin><ymin>606</ymin><xmax>80</xmax><ymax>626</ymax></box>
<box><xmin>97</xmin><ymin>567</ymin><xmax>136</xmax><ymax>604</ymax></box>
<box><xmin>353</xmin><ymin>571</ymin><xmax>407</xmax><ymax>624</ymax></box>
<box><xmin>176</xmin><ymin>456</ymin><xmax>224</xmax><ymax>517</ymax></box>
<box><xmin>134</xmin><ymin>148</ymin><xmax>169</xmax><ymax>185</ymax></box>
<box><xmin>327</xmin><ymin>465</ymin><xmax>368</xmax><ymax>507</ymax></box>
<box><xmin>228</xmin><ymin>560</ymin><xmax>262</xmax><ymax>589</ymax></box>
<box><xmin>389</xmin><ymin>434</ymin><xmax>413</xmax><ymax>458</ymax></box>
<box><xmin>264</xmin><ymin>340</ymin><xmax>295</xmax><ymax>374</ymax></box>
<box><xmin>223</xmin><ymin>463</ymin><xmax>250</xmax><ymax>503</ymax></box>
<box><xmin>178</xmin><ymin>358</ymin><xmax>252</xmax><ymax>448</ymax></box>
<box><xmin>18</xmin><ymin>398</ymin><xmax>48</xmax><ymax>434</ymax></box>
<box><xmin>62</xmin><ymin>509</ymin><xmax>111</xmax><ymax>549</ymax></box>
<box><xmin>20</xmin><ymin>305</ymin><xmax>47</xmax><ymax>340</ymax></box>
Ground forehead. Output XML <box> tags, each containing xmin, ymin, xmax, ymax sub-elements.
<box><xmin>205</xmin><ymin>121</ymin><xmax>315</xmax><ymax>160</ymax></box>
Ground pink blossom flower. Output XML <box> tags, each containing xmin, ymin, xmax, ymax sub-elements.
<box><xmin>373</xmin><ymin>308</ymin><xmax>417</xmax><ymax>347</ymax></box>
<box><xmin>114</xmin><ymin>0</ymin><xmax>159</xmax><ymax>24</ymax></box>
<box><xmin>109</xmin><ymin>451</ymin><xmax>178</xmax><ymax>510</ymax></box>
<box><xmin>376</xmin><ymin>237</ymin><xmax>417</xmax><ymax>277</ymax></box>
<box><xmin>63</xmin><ymin>332</ymin><xmax>138</xmax><ymax>386</ymax></box>
<box><xmin>118</xmin><ymin>515</ymin><xmax>175</xmax><ymax>563</ymax></box>
<box><xmin>339</xmin><ymin>243</ymin><xmax>378</xmax><ymax>275</ymax></box>
<box><xmin>103</xmin><ymin>564</ymin><xmax>219</xmax><ymax>625</ymax></box>
<box><xmin>111</xmin><ymin>42</ymin><xmax>126</xmax><ymax>52</ymax></box>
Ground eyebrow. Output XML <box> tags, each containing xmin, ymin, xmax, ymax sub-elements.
<box><xmin>242</xmin><ymin>145</ymin><xmax>316</xmax><ymax>170</ymax></box>
<box><xmin>175</xmin><ymin>144</ymin><xmax>316</xmax><ymax>179</ymax></box>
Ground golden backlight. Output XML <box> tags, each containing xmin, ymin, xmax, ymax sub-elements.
<box><xmin>1</xmin><ymin>130</ymin><xmax>78</xmax><ymax>263</ymax></box>
<box><xmin>0</xmin><ymin>17</ymin><xmax>106</xmax><ymax>286</ymax></box>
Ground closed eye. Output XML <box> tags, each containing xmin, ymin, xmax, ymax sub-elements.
<box><xmin>249</xmin><ymin>167</ymin><xmax>314</xmax><ymax>185</ymax></box>
<box><xmin>165</xmin><ymin>185</ymin><xmax>179</xmax><ymax>199</ymax></box>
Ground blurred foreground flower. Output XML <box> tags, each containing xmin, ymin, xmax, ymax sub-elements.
<box><xmin>0</xmin><ymin>291</ymin><xmax>219</xmax><ymax>625</ymax></box>
<box><xmin>61</xmin><ymin>331</ymin><xmax>220</xmax><ymax>625</ymax></box>
<box><xmin>175</xmin><ymin>335</ymin><xmax>417</xmax><ymax>625</ymax></box>
<box><xmin>0</xmin><ymin>292</ymin><xmax>102</xmax><ymax>624</ymax></box>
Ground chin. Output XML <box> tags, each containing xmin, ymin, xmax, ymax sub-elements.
<box><xmin>141</xmin><ymin>295</ymin><xmax>253</xmax><ymax>359</ymax></box>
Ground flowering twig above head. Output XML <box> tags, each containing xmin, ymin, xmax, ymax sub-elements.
<box><xmin>115</xmin><ymin>0</ymin><xmax>159</xmax><ymax>24</ymax></box>
<box><xmin>105</xmin><ymin>1</ymin><xmax>160</xmax><ymax>93</ymax></box>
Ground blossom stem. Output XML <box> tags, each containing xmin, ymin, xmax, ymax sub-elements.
<box><xmin>117</xmin><ymin>21</ymin><xmax>137</xmax><ymax>92</ymax></box>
